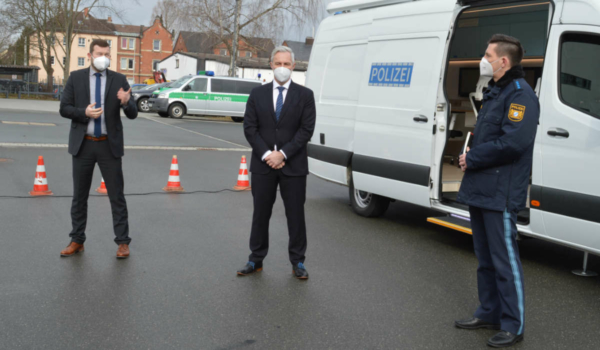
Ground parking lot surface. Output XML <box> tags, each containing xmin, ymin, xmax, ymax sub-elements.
<box><xmin>1</xmin><ymin>105</ymin><xmax>599</xmax><ymax>349</ymax></box>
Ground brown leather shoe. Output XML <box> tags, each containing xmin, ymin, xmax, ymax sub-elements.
<box><xmin>60</xmin><ymin>242</ymin><xmax>84</xmax><ymax>257</ymax></box>
<box><xmin>116</xmin><ymin>244</ymin><xmax>130</xmax><ymax>259</ymax></box>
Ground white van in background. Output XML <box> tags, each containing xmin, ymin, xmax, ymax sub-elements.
<box><xmin>306</xmin><ymin>0</ymin><xmax>600</xmax><ymax>270</ymax></box>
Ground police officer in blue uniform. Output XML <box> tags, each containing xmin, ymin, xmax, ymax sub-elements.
<box><xmin>455</xmin><ymin>34</ymin><xmax>539</xmax><ymax>348</ymax></box>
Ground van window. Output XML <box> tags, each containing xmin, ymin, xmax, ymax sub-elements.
<box><xmin>559</xmin><ymin>33</ymin><xmax>600</xmax><ymax>119</ymax></box>
<box><xmin>236</xmin><ymin>81</ymin><xmax>261</xmax><ymax>94</ymax></box>
<box><xmin>211</xmin><ymin>79</ymin><xmax>237</xmax><ymax>94</ymax></box>
<box><xmin>190</xmin><ymin>78</ymin><xmax>207</xmax><ymax>92</ymax></box>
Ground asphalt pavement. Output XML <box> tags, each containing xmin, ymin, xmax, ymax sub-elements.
<box><xmin>1</xmin><ymin>104</ymin><xmax>599</xmax><ymax>350</ymax></box>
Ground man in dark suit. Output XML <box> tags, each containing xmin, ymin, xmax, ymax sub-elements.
<box><xmin>59</xmin><ymin>39</ymin><xmax>137</xmax><ymax>259</ymax></box>
<box><xmin>237</xmin><ymin>46</ymin><xmax>316</xmax><ymax>279</ymax></box>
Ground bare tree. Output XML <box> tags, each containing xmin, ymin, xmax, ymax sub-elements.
<box><xmin>179</xmin><ymin>0</ymin><xmax>324</xmax><ymax>77</ymax></box>
<box><xmin>0</xmin><ymin>13</ymin><xmax>16</xmax><ymax>57</ymax></box>
<box><xmin>150</xmin><ymin>0</ymin><xmax>191</xmax><ymax>38</ymax></box>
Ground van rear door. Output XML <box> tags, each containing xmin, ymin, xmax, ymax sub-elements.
<box><xmin>351</xmin><ymin>2</ymin><xmax>455</xmax><ymax>207</ymax></box>
<box><xmin>534</xmin><ymin>11</ymin><xmax>600</xmax><ymax>253</ymax></box>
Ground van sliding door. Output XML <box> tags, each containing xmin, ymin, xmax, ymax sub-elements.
<box><xmin>534</xmin><ymin>26</ymin><xmax>600</xmax><ymax>254</ymax></box>
<box><xmin>352</xmin><ymin>3</ymin><xmax>454</xmax><ymax>207</ymax></box>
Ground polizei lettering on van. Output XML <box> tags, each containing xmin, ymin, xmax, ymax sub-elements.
<box><xmin>368</xmin><ymin>62</ymin><xmax>414</xmax><ymax>87</ymax></box>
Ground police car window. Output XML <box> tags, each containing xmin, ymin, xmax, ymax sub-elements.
<box><xmin>190</xmin><ymin>78</ymin><xmax>207</xmax><ymax>92</ymax></box>
<box><xmin>211</xmin><ymin>79</ymin><xmax>236</xmax><ymax>94</ymax></box>
<box><xmin>236</xmin><ymin>81</ymin><xmax>260</xmax><ymax>94</ymax></box>
<box><xmin>559</xmin><ymin>33</ymin><xmax>600</xmax><ymax>119</ymax></box>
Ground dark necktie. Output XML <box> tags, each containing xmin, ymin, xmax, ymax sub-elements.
<box><xmin>275</xmin><ymin>86</ymin><xmax>285</xmax><ymax>121</ymax></box>
<box><xmin>94</xmin><ymin>72</ymin><xmax>102</xmax><ymax>137</ymax></box>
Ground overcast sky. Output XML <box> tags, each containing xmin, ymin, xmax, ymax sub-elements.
<box><xmin>113</xmin><ymin>0</ymin><xmax>338</xmax><ymax>43</ymax></box>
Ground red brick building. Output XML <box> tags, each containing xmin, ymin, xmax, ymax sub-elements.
<box><xmin>114</xmin><ymin>16</ymin><xmax>173</xmax><ymax>84</ymax></box>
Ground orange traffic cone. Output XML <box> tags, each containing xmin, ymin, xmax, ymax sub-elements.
<box><xmin>95</xmin><ymin>177</ymin><xmax>107</xmax><ymax>194</ymax></box>
<box><xmin>233</xmin><ymin>156</ymin><xmax>251</xmax><ymax>191</ymax></box>
<box><xmin>163</xmin><ymin>155</ymin><xmax>184</xmax><ymax>192</ymax></box>
<box><xmin>29</xmin><ymin>155</ymin><xmax>53</xmax><ymax>196</ymax></box>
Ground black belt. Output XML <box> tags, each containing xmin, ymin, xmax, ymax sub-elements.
<box><xmin>84</xmin><ymin>135</ymin><xmax>108</xmax><ymax>141</ymax></box>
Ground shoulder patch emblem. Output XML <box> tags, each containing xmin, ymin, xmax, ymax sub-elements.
<box><xmin>508</xmin><ymin>103</ymin><xmax>526</xmax><ymax>122</ymax></box>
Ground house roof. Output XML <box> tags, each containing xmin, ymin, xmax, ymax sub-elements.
<box><xmin>177</xmin><ymin>31</ymin><xmax>274</xmax><ymax>59</ymax></box>
<box><xmin>282</xmin><ymin>40</ymin><xmax>313</xmax><ymax>62</ymax></box>
<box><xmin>72</xmin><ymin>13</ymin><xmax>117</xmax><ymax>35</ymax></box>
<box><xmin>114</xmin><ymin>24</ymin><xmax>142</xmax><ymax>35</ymax></box>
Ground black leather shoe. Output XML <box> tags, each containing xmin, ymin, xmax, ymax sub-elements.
<box><xmin>237</xmin><ymin>262</ymin><xmax>262</xmax><ymax>276</ymax></box>
<box><xmin>455</xmin><ymin>317</ymin><xmax>501</xmax><ymax>330</ymax></box>
<box><xmin>487</xmin><ymin>331</ymin><xmax>523</xmax><ymax>348</ymax></box>
<box><xmin>292</xmin><ymin>262</ymin><xmax>309</xmax><ymax>280</ymax></box>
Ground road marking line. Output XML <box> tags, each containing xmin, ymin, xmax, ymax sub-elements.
<box><xmin>1</xmin><ymin>121</ymin><xmax>56</xmax><ymax>126</ymax></box>
<box><xmin>0</xmin><ymin>143</ymin><xmax>250</xmax><ymax>152</ymax></box>
<box><xmin>139</xmin><ymin>115</ymin><xmax>248</xmax><ymax>148</ymax></box>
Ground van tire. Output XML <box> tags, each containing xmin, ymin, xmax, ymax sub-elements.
<box><xmin>231</xmin><ymin>117</ymin><xmax>244</xmax><ymax>123</ymax></box>
<box><xmin>158</xmin><ymin>112</ymin><xmax>169</xmax><ymax>118</ymax></box>
<box><xmin>349</xmin><ymin>179</ymin><xmax>390</xmax><ymax>218</ymax></box>
<box><xmin>169</xmin><ymin>103</ymin><xmax>185</xmax><ymax>119</ymax></box>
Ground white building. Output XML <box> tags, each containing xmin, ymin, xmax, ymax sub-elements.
<box><xmin>158</xmin><ymin>52</ymin><xmax>308</xmax><ymax>85</ymax></box>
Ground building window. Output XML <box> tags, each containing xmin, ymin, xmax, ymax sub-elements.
<box><xmin>78</xmin><ymin>57</ymin><xmax>85</xmax><ymax>67</ymax></box>
<box><xmin>121</xmin><ymin>58</ymin><xmax>127</xmax><ymax>70</ymax></box>
<box><xmin>107</xmin><ymin>40</ymin><xmax>112</xmax><ymax>48</ymax></box>
<box><xmin>153</xmin><ymin>40</ymin><xmax>161</xmax><ymax>51</ymax></box>
<box><xmin>78</xmin><ymin>38</ymin><xmax>85</xmax><ymax>47</ymax></box>
<box><xmin>245</xmin><ymin>51</ymin><xmax>252</xmax><ymax>58</ymax></box>
<box><xmin>121</xmin><ymin>38</ymin><xmax>127</xmax><ymax>49</ymax></box>
<box><xmin>128</xmin><ymin>58</ymin><xmax>134</xmax><ymax>70</ymax></box>
<box><xmin>62</xmin><ymin>57</ymin><xmax>66</xmax><ymax>65</ymax></box>
<box><xmin>51</xmin><ymin>56</ymin><xmax>55</xmax><ymax>65</ymax></box>
<box><xmin>175</xmin><ymin>59</ymin><xmax>179</xmax><ymax>69</ymax></box>
<box><xmin>129</xmin><ymin>38</ymin><xmax>135</xmax><ymax>50</ymax></box>
<box><xmin>152</xmin><ymin>60</ymin><xmax>160</xmax><ymax>71</ymax></box>
<box><xmin>63</xmin><ymin>37</ymin><xmax>66</xmax><ymax>46</ymax></box>
<box><xmin>220</xmin><ymin>49</ymin><xmax>227</xmax><ymax>56</ymax></box>
<box><xmin>51</xmin><ymin>36</ymin><xmax>56</xmax><ymax>46</ymax></box>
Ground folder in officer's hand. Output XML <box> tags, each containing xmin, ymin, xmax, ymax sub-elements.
<box><xmin>462</xmin><ymin>132</ymin><xmax>473</xmax><ymax>156</ymax></box>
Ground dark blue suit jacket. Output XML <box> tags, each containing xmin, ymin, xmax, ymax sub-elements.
<box><xmin>243</xmin><ymin>81</ymin><xmax>316</xmax><ymax>176</ymax></box>
<box><xmin>59</xmin><ymin>68</ymin><xmax>137</xmax><ymax>158</ymax></box>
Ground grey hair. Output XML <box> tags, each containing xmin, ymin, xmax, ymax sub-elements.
<box><xmin>271</xmin><ymin>46</ymin><xmax>295</xmax><ymax>63</ymax></box>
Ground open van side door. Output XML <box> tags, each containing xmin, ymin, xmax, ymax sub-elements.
<box><xmin>351</xmin><ymin>2</ymin><xmax>455</xmax><ymax>208</ymax></box>
<box><xmin>533</xmin><ymin>13</ymin><xmax>600</xmax><ymax>254</ymax></box>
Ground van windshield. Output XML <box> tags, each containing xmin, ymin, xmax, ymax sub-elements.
<box><xmin>170</xmin><ymin>76</ymin><xmax>193</xmax><ymax>89</ymax></box>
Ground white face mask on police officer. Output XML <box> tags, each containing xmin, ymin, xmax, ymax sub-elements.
<box><xmin>93</xmin><ymin>56</ymin><xmax>110</xmax><ymax>72</ymax></box>
<box><xmin>274</xmin><ymin>67</ymin><xmax>292</xmax><ymax>83</ymax></box>
<box><xmin>479</xmin><ymin>57</ymin><xmax>502</xmax><ymax>77</ymax></box>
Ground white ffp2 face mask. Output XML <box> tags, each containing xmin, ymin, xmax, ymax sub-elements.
<box><xmin>479</xmin><ymin>57</ymin><xmax>501</xmax><ymax>77</ymax></box>
<box><xmin>274</xmin><ymin>67</ymin><xmax>292</xmax><ymax>83</ymax></box>
<box><xmin>93</xmin><ymin>56</ymin><xmax>110</xmax><ymax>71</ymax></box>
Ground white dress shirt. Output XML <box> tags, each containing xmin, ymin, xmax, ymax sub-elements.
<box><xmin>262</xmin><ymin>79</ymin><xmax>291</xmax><ymax>161</ymax></box>
<box><xmin>87</xmin><ymin>68</ymin><xmax>107</xmax><ymax>136</ymax></box>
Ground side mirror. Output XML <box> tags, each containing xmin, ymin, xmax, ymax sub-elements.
<box><xmin>183</xmin><ymin>85</ymin><xmax>191</xmax><ymax>91</ymax></box>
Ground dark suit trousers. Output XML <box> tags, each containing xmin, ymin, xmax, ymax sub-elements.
<box><xmin>249</xmin><ymin>170</ymin><xmax>307</xmax><ymax>265</ymax></box>
<box><xmin>69</xmin><ymin>139</ymin><xmax>130</xmax><ymax>245</ymax></box>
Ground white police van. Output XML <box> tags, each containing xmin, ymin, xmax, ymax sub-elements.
<box><xmin>148</xmin><ymin>72</ymin><xmax>261</xmax><ymax>122</ymax></box>
<box><xmin>307</xmin><ymin>0</ymin><xmax>600</xmax><ymax>269</ymax></box>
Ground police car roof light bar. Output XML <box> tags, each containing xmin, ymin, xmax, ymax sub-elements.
<box><xmin>327</xmin><ymin>0</ymin><xmax>414</xmax><ymax>14</ymax></box>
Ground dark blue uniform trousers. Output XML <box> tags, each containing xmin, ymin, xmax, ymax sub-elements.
<box><xmin>469</xmin><ymin>206</ymin><xmax>525</xmax><ymax>335</ymax></box>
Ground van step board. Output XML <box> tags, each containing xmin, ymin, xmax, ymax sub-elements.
<box><xmin>427</xmin><ymin>216</ymin><xmax>472</xmax><ymax>235</ymax></box>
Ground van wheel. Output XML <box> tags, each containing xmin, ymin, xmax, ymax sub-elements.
<box><xmin>137</xmin><ymin>98</ymin><xmax>150</xmax><ymax>113</ymax></box>
<box><xmin>169</xmin><ymin>103</ymin><xmax>185</xmax><ymax>119</ymax></box>
<box><xmin>231</xmin><ymin>117</ymin><xmax>244</xmax><ymax>123</ymax></box>
<box><xmin>158</xmin><ymin>112</ymin><xmax>169</xmax><ymax>118</ymax></box>
<box><xmin>350</xmin><ymin>179</ymin><xmax>390</xmax><ymax>217</ymax></box>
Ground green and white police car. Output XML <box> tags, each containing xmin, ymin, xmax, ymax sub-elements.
<box><xmin>148</xmin><ymin>72</ymin><xmax>262</xmax><ymax>122</ymax></box>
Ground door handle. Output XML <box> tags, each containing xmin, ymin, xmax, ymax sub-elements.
<box><xmin>547</xmin><ymin>128</ymin><xmax>569</xmax><ymax>138</ymax></box>
<box><xmin>413</xmin><ymin>115</ymin><xmax>428</xmax><ymax>123</ymax></box>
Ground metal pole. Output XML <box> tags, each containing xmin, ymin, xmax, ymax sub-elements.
<box><xmin>572</xmin><ymin>251</ymin><xmax>598</xmax><ymax>277</ymax></box>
